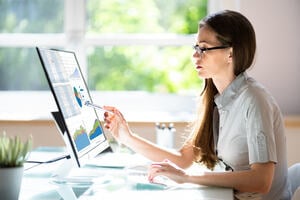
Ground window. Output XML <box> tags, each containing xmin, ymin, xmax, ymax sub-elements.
<box><xmin>0</xmin><ymin>0</ymin><xmax>207</xmax><ymax>121</ymax></box>
<box><xmin>0</xmin><ymin>0</ymin><xmax>63</xmax><ymax>90</ymax></box>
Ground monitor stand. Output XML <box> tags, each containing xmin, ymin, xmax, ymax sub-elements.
<box><xmin>50</xmin><ymin>111</ymin><xmax>79</xmax><ymax>178</ymax></box>
<box><xmin>50</xmin><ymin>111</ymin><xmax>92</xmax><ymax>199</ymax></box>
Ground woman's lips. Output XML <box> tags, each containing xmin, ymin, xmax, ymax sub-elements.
<box><xmin>196</xmin><ymin>65</ymin><xmax>203</xmax><ymax>70</ymax></box>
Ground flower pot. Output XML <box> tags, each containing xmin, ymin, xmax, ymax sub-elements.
<box><xmin>0</xmin><ymin>166</ymin><xmax>24</xmax><ymax>200</ymax></box>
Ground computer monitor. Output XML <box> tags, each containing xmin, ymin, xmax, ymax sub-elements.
<box><xmin>36</xmin><ymin>47</ymin><xmax>112</xmax><ymax>169</ymax></box>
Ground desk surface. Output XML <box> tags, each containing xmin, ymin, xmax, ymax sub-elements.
<box><xmin>20</xmin><ymin>147</ymin><xmax>234</xmax><ymax>200</ymax></box>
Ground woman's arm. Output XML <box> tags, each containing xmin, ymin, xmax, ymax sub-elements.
<box><xmin>149</xmin><ymin>161</ymin><xmax>275</xmax><ymax>194</ymax></box>
<box><xmin>190</xmin><ymin>162</ymin><xmax>274</xmax><ymax>193</ymax></box>
<box><xmin>103</xmin><ymin>106</ymin><xmax>194</xmax><ymax>169</ymax></box>
<box><xmin>124</xmin><ymin>133</ymin><xmax>194</xmax><ymax>169</ymax></box>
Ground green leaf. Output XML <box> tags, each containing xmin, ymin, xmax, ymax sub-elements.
<box><xmin>0</xmin><ymin>131</ymin><xmax>32</xmax><ymax>167</ymax></box>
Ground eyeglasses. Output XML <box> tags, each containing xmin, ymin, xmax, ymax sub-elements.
<box><xmin>193</xmin><ymin>44</ymin><xmax>230</xmax><ymax>55</ymax></box>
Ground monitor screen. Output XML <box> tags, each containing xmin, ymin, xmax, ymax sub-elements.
<box><xmin>37</xmin><ymin>47</ymin><xmax>111</xmax><ymax>167</ymax></box>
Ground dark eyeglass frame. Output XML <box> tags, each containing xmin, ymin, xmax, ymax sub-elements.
<box><xmin>193</xmin><ymin>44</ymin><xmax>231</xmax><ymax>55</ymax></box>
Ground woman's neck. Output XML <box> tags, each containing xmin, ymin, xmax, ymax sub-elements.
<box><xmin>213</xmin><ymin>74</ymin><xmax>236</xmax><ymax>94</ymax></box>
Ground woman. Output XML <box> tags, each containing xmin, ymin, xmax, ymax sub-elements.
<box><xmin>103</xmin><ymin>10</ymin><xmax>291</xmax><ymax>200</ymax></box>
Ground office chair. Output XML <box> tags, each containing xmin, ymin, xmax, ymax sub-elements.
<box><xmin>288</xmin><ymin>163</ymin><xmax>300</xmax><ymax>200</ymax></box>
<box><xmin>292</xmin><ymin>187</ymin><xmax>300</xmax><ymax>200</ymax></box>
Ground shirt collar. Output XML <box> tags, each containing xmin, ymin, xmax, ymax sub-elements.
<box><xmin>214</xmin><ymin>72</ymin><xmax>248</xmax><ymax>109</ymax></box>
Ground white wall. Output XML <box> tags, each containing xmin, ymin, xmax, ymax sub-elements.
<box><xmin>209</xmin><ymin>0</ymin><xmax>300</xmax><ymax>115</ymax></box>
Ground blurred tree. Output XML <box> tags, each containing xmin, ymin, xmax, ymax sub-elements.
<box><xmin>0</xmin><ymin>0</ymin><xmax>63</xmax><ymax>33</ymax></box>
<box><xmin>0</xmin><ymin>0</ymin><xmax>63</xmax><ymax>90</ymax></box>
<box><xmin>0</xmin><ymin>48</ymin><xmax>48</xmax><ymax>90</ymax></box>
<box><xmin>87</xmin><ymin>0</ymin><xmax>207</xmax><ymax>93</ymax></box>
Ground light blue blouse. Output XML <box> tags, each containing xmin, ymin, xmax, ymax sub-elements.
<box><xmin>214</xmin><ymin>72</ymin><xmax>291</xmax><ymax>200</ymax></box>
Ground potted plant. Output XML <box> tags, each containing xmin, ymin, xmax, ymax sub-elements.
<box><xmin>0</xmin><ymin>131</ymin><xmax>32</xmax><ymax>200</ymax></box>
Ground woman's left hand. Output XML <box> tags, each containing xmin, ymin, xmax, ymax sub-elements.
<box><xmin>148</xmin><ymin>159</ymin><xmax>188</xmax><ymax>184</ymax></box>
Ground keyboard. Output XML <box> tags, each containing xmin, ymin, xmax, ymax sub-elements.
<box><xmin>126</xmin><ymin>165</ymin><xmax>178</xmax><ymax>189</ymax></box>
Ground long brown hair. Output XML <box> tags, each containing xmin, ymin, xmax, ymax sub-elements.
<box><xmin>191</xmin><ymin>10</ymin><xmax>256</xmax><ymax>169</ymax></box>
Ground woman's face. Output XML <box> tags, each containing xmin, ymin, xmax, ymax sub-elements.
<box><xmin>192</xmin><ymin>25</ymin><xmax>233</xmax><ymax>80</ymax></box>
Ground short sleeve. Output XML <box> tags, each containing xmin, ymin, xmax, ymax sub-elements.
<box><xmin>245</xmin><ymin>92</ymin><xmax>277</xmax><ymax>164</ymax></box>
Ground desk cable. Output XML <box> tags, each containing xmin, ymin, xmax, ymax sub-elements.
<box><xmin>25</xmin><ymin>154</ymin><xmax>71</xmax><ymax>170</ymax></box>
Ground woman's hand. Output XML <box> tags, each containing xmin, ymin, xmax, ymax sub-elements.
<box><xmin>103</xmin><ymin>106</ymin><xmax>132</xmax><ymax>144</ymax></box>
<box><xmin>148</xmin><ymin>159</ymin><xmax>189</xmax><ymax>184</ymax></box>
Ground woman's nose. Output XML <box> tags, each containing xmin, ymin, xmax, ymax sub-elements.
<box><xmin>193</xmin><ymin>51</ymin><xmax>201</xmax><ymax>58</ymax></box>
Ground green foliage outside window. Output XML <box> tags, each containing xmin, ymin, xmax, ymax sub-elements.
<box><xmin>0</xmin><ymin>0</ymin><xmax>63</xmax><ymax>33</ymax></box>
<box><xmin>0</xmin><ymin>0</ymin><xmax>63</xmax><ymax>90</ymax></box>
<box><xmin>87</xmin><ymin>0</ymin><xmax>206</xmax><ymax>34</ymax></box>
<box><xmin>87</xmin><ymin>0</ymin><xmax>207</xmax><ymax>93</ymax></box>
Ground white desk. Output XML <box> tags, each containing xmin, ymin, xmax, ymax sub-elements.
<box><xmin>20</xmin><ymin>147</ymin><xmax>234</xmax><ymax>200</ymax></box>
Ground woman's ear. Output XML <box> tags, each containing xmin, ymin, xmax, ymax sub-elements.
<box><xmin>228</xmin><ymin>47</ymin><xmax>233</xmax><ymax>63</ymax></box>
